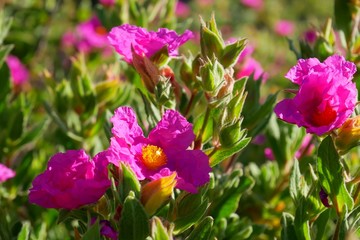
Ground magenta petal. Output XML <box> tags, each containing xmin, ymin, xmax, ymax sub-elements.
<box><xmin>111</xmin><ymin>106</ymin><xmax>144</xmax><ymax>145</ymax></box>
<box><xmin>324</xmin><ymin>55</ymin><xmax>356</xmax><ymax>79</ymax></box>
<box><xmin>29</xmin><ymin>150</ymin><xmax>110</xmax><ymax>209</ymax></box>
<box><xmin>167</xmin><ymin>150</ymin><xmax>211</xmax><ymax>193</ymax></box>
<box><xmin>148</xmin><ymin>110</ymin><xmax>195</xmax><ymax>150</ymax></box>
<box><xmin>285</xmin><ymin>58</ymin><xmax>321</xmax><ymax>84</ymax></box>
<box><xmin>274</xmin><ymin>99</ymin><xmax>303</xmax><ymax>125</ymax></box>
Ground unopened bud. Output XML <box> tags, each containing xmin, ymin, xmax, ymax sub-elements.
<box><xmin>200</xmin><ymin>60</ymin><xmax>224</xmax><ymax>94</ymax></box>
<box><xmin>141</xmin><ymin>172</ymin><xmax>177</xmax><ymax>215</ymax></box>
<box><xmin>335</xmin><ymin>116</ymin><xmax>360</xmax><ymax>154</ymax></box>
<box><xmin>219</xmin><ymin>118</ymin><xmax>245</xmax><ymax>148</ymax></box>
<box><xmin>200</xmin><ymin>16</ymin><xmax>224</xmax><ymax>59</ymax></box>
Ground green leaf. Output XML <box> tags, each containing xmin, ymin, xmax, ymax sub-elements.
<box><xmin>289</xmin><ymin>159</ymin><xmax>308</xmax><ymax>205</ymax></box>
<box><xmin>82</xmin><ymin>219</ymin><xmax>101</xmax><ymax>240</ymax></box>
<box><xmin>119</xmin><ymin>192</ymin><xmax>150</xmax><ymax>240</ymax></box>
<box><xmin>334</xmin><ymin>0</ymin><xmax>352</xmax><ymax>40</ymax></box>
<box><xmin>173</xmin><ymin>200</ymin><xmax>209</xmax><ymax>235</ymax></box>
<box><xmin>220</xmin><ymin>38</ymin><xmax>246</xmax><ymax>68</ymax></box>
<box><xmin>119</xmin><ymin>163</ymin><xmax>141</xmax><ymax>202</ymax></box>
<box><xmin>0</xmin><ymin>209</ymin><xmax>12</xmax><ymax>240</ymax></box>
<box><xmin>209</xmin><ymin>137</ymin><xmax>251</xmax><ymax>167</ymax></box>
<box><xmin>151</xmin><ymin>217</ymin><xmax>172</xmax><ymax>240</ymax></box>
<box><xmin>313</xmin><ymin>209</ymin><xmax>331</xmax><ymax>240</ymax></box>
<box><xmin>281</xmin><ymin>212</ymin><xmax>298</xmax><ymax>240</ymax></box>
<box><xmin>0</xmin><ymin>45</ymin><xmax>13</xmax><ymax>69</ymax></box>
<box><xmin>186</xmin><ymin>216</ymin><xmax>213</xmax><ymax>240</ymax></box>
<box><xmin>0</xmin><ymin>11</ymin><xmax>13</xmax><ymax>44</ymax></box>
<box><xmin>210</xmin><ymin>175</ymin><xmax>254</xmax><ymax>221</ymax></box>
<box><xmin>317</xmin><ymin>136</ymin><xmax>354</xmax><ymax>216</ymax></box>
<box><xmin>17</xmin><ymin>222</ymin><xmax>30</xmax><ymax>240</ymax></box>
<box><xmin>294</xmin><ymin>201</ymin><xmax>311</xmax><ymax>240</ymax></box>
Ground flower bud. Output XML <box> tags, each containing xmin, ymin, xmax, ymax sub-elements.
<box><xmin>199</xmin><ymin>60</ymin><xmax>224</xmax><ymax>94</ymax></box>
<box><xmin>219</xmin><ymin>38</ymin><xmax>246</xmax><ymax>68</ymax></box>
<box><xmin>219</xmin><ymin>118</ymin><xmax>245</xmax><ymax>148</ymax></box>
<box><xmin>335</xmin><ymin>116</ymin><xmax>360</xmax><ymax>154</ymax></box>
<box><xmin>200</xmin><ymin>15</ymin><xmax>224</xmax><ymax>59</ymax></box>
<box><xmin>141</xmin><ymin>172</ymin><xmax>177</xmax><ymax>215</ymax></box>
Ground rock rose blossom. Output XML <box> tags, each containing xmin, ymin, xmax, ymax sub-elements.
<box><xmin>62</xmin><ymin>16</ymin><xmax>109</xmax><ymax>54</ymax></box>
<box><xmin>96</xmin><ymin>107</ymin><xmax>211</xmax><ymax>193</ymax></box>
<box><xmin>107</xmin><ymin>24</ymin><xmax>193</xmax><ymax>63</ymax></box>
<box><xmin>29</xmin><ymin>150</ymin><xmax>110</xmax><ymax>209</ymax></box>
<box><xmin>6</xmin><ymin>55</ymin><xmax>29</xmax><ymax>86</ymax></box>
<box><xmin>0</xmin><ymin>163</ymin><xmax>16</xmax><ymax>183</ymax></box>
<box><xmin>274</xmin><ymin>20</ymin><xmax>295</xmax><ymax>37</ymax></box>
<box><xmin>274</xmin><ymin>55</ymin><xmax>357</xmax><ymax>135</ymax></box>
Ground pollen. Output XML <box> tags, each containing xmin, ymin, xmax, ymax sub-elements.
<box><xmin>141</xmin><ymin>145</ymin><xmax>167</xmax><ymax>170</ymax></box>
<box><xmin>310</xmin><ymin>104</ymin><xmax>337</xmax><ymax>127</ymax></box>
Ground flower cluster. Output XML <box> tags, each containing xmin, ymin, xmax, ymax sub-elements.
<box><xmin>275</xmin><ymin>55</ymin><xmax>357</xmax><ymax>135</ymax></box>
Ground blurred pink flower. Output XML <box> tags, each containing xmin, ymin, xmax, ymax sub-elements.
<box><xmin>264</xmin><ymin>148</ymin><xmax>275</xmax><ymax>160</ymax></box>
<box><xmin>274</xmin><ymin>55</ymin><xmax>357</xmax><ymax>135</ymax></box>
<box><xmin>62</xmin><ymin>16</ymin><xmax>110</xmax><ymax>54</ymax></box>
<box><xmin>274</xmin><ymin>20</ymin><xmax>295</xmax><ymax>37</ymax></box>
<box><xmin>96</xmin><ymin>107</ymin><xmax>211</xmax><ymax>193</ymax></box>
<box><xmin>108</xmin><ymin>24</ymin><xmax>193</xmax><ymax>63</ymax></box>
<box><xmin>241</xmin><ymin>0</ymin><xmax>263</xmax><ymax>10</ymax></box>
<box><xmin>175</xmin><ymin>1</ymin><xmax>190</xmax><ymax>18</ymax></box>
<box><xmin>29</xmin><ymin>150</ymin><xmax>110</xmax><ymax>209</ymax></box>
<box><xmin>236</xmin><ymin>57</ymin><xmax>268</xmax><ymax>81</ymax></box>
<box><xmin>99</xmin><ymin>0</ymin><xmax>115</xmax><ymax>7</ymax></box>
<box><xmin>6</xmin><ymin>55</ymin><xmax>29</xmax><ymax>86</ymax></box>
<box><xmin>0</xmin><ymin>164</ymin><xmax>15</xmax><ymax>183</ymax></box>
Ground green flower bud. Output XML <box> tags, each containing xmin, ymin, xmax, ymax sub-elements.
<box><xmin>219</xmin><ymin>118</ymin><xmax>245</xmax><ymax>148</ymax></box>
<box><xmin>200</xmin><ymin>15</ymin><xmax>224</xmax><ymax>59</ymax></box>
<box><xmin>220</xmin><ymin>38</ymin><xmax>246</xmax><ymax>68</ymax></box>
<box><xmin>200</xmin><ymin>60</ymin><xmax>224</xmax><ymax>94</ymax></box>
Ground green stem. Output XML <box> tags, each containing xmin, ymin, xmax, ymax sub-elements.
<box><xmin>194</xmin><ymin>107</ymin><xmax>211</xmax><ymax>149</ymax></box>
<box><xmin>332</xmin><ymin>217</ymin><xmax>343</xmax><ymax>240</ymax></box>
<box><xmin>184</xmin><ymin>91</ymin><xmax>197</xmax><ymax>117</ymax></box>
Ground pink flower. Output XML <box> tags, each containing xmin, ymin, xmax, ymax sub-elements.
<box><xmin>62</xmin><ymin>16</ymin><xmax>109</xmax><ymax>54</ymax></box>
<box><xmin>236</xmin><ymin>57</ymin><xmax>268</xmax><ymax>81</ymax></box>
<box><xmin>6</xmin><ymin>55</ymin><xmax>29</xmax><ymax>86</ymax></box>
<box><xmin>99</xmin><ymin>0</ymin><xmax>115</xmax><ymax>7</ymax></box>
<box><xmin>96</xmin><ymin>107</ymin><xmax>211</xmax><ymax>193</ymax></box>
<box><xmin>0</xmin><ymin>164</ymin><xmax>15</xmax><ymax>183</ymax></box>
<box><xmin>241</xmin><ymin>0</ymin><xmax>263</xmax><ymax>10</ymax></box>
<box><xmin>107</xmin><ymin>24</ymin><xmax>193</xmax><ymax>63</ymax></box>
<box><xmin>274</xmin><ymin>55</ymin><xmax>357</xmax><ymax>135</ymax></box>
<box><xmin>274</xmin><ymin>20</ymin><xmax>295</xmax><ymax>37</ymax></box>
<box><xmin>29</xmin><ymin>150</ymin><xmax>110</xmax><ymax>209</ymax></box>
<box><xmin>175</xmin><ymin>1</ymin><xmax>190</xmax><ymax>18</ymax></box>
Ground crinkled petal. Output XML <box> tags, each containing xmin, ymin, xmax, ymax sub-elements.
<box><xmin>148</xmin><ymin>110</ymin><xmax>195</xmax><ymax>150</ymax></box>
<box><xmin>285</xmin><ymin>58</ymin><xmax>321</xmax><ymax>84</ymax></box>
<box><xmin>324</xmin><ymin>55</ymin><xmax>356</xmax><ymax>79</ymax></box>
<box><xmin>111</xmin><ymin>106</ymin><xmax>144</xmax><ymax>145</ymax></box>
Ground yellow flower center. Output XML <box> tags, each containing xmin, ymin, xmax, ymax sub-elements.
<box><xmin>141</xmin><ymin>145</ymin><xmax>167</xmax><ymax>170</ymax></box>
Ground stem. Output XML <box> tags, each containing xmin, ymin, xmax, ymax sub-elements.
<box><xmin>184</xmin><ymin>91</ymin><xmax>197</xmax><ymax>117</ymax></box>
<box><xmin>333</xmin><ymin>217</ymin><xmax>343</xmax><ymax>240</ymax></box>
<box><xmin>194</xmin><ymin>107</ymin><xmax>211</xmax><ymax>149</ymax></box>
<box><xmin>353</xmin><ymin>183</ymin><xmax>360</xmax><ymax>205</ymax></box>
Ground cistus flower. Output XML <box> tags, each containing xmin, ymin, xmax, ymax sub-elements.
<box><xmin>274</xmin><ymin>20</ymin><xmax>295</xmax><ymax>37</ymax></box>
<box><xmin>97</xmin><ymin>107</ymin><xmax>211</xmax><ymax>193</ymax></box>
<box><xmin>274</xmin><ymin>55</ymin><xmax>357</xmax><ymax>135</ymax></box>
<box><xmin>0</xmin><ymin>164</ymin><xmax>16</xmax><ymax>183</ymax></box>
<box><xmin>335</xmin><ymin>115</ymin><xmax>360</xmax><ymax>154</ymax></box>
<box><xmin>241</xmin><ymin>0</ymin><xmax>264</xmax><ymax>11</ymax></box>
<box><xmin>29</xmin><ymin>150</ymin><xmax>110</xmax><ymax>209</ymax></box>
<box><xmin>175</xmin><ymin>1</ymin><xmax>190</xmax><ymax>18</ymax></box>
<box><xmin>62</xmin><ymin>16</ymin><xmax>110</xmax><ymax>54</ymax></box>
<box><xmin>6</xmin><ymin>55</ymin><xmax>29</xmax><ymax>86</ymax></box>
<box><xmin>107</xmin><ymin>24</ymin><xmax>193</xmax><ymax>63</ymax></box>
